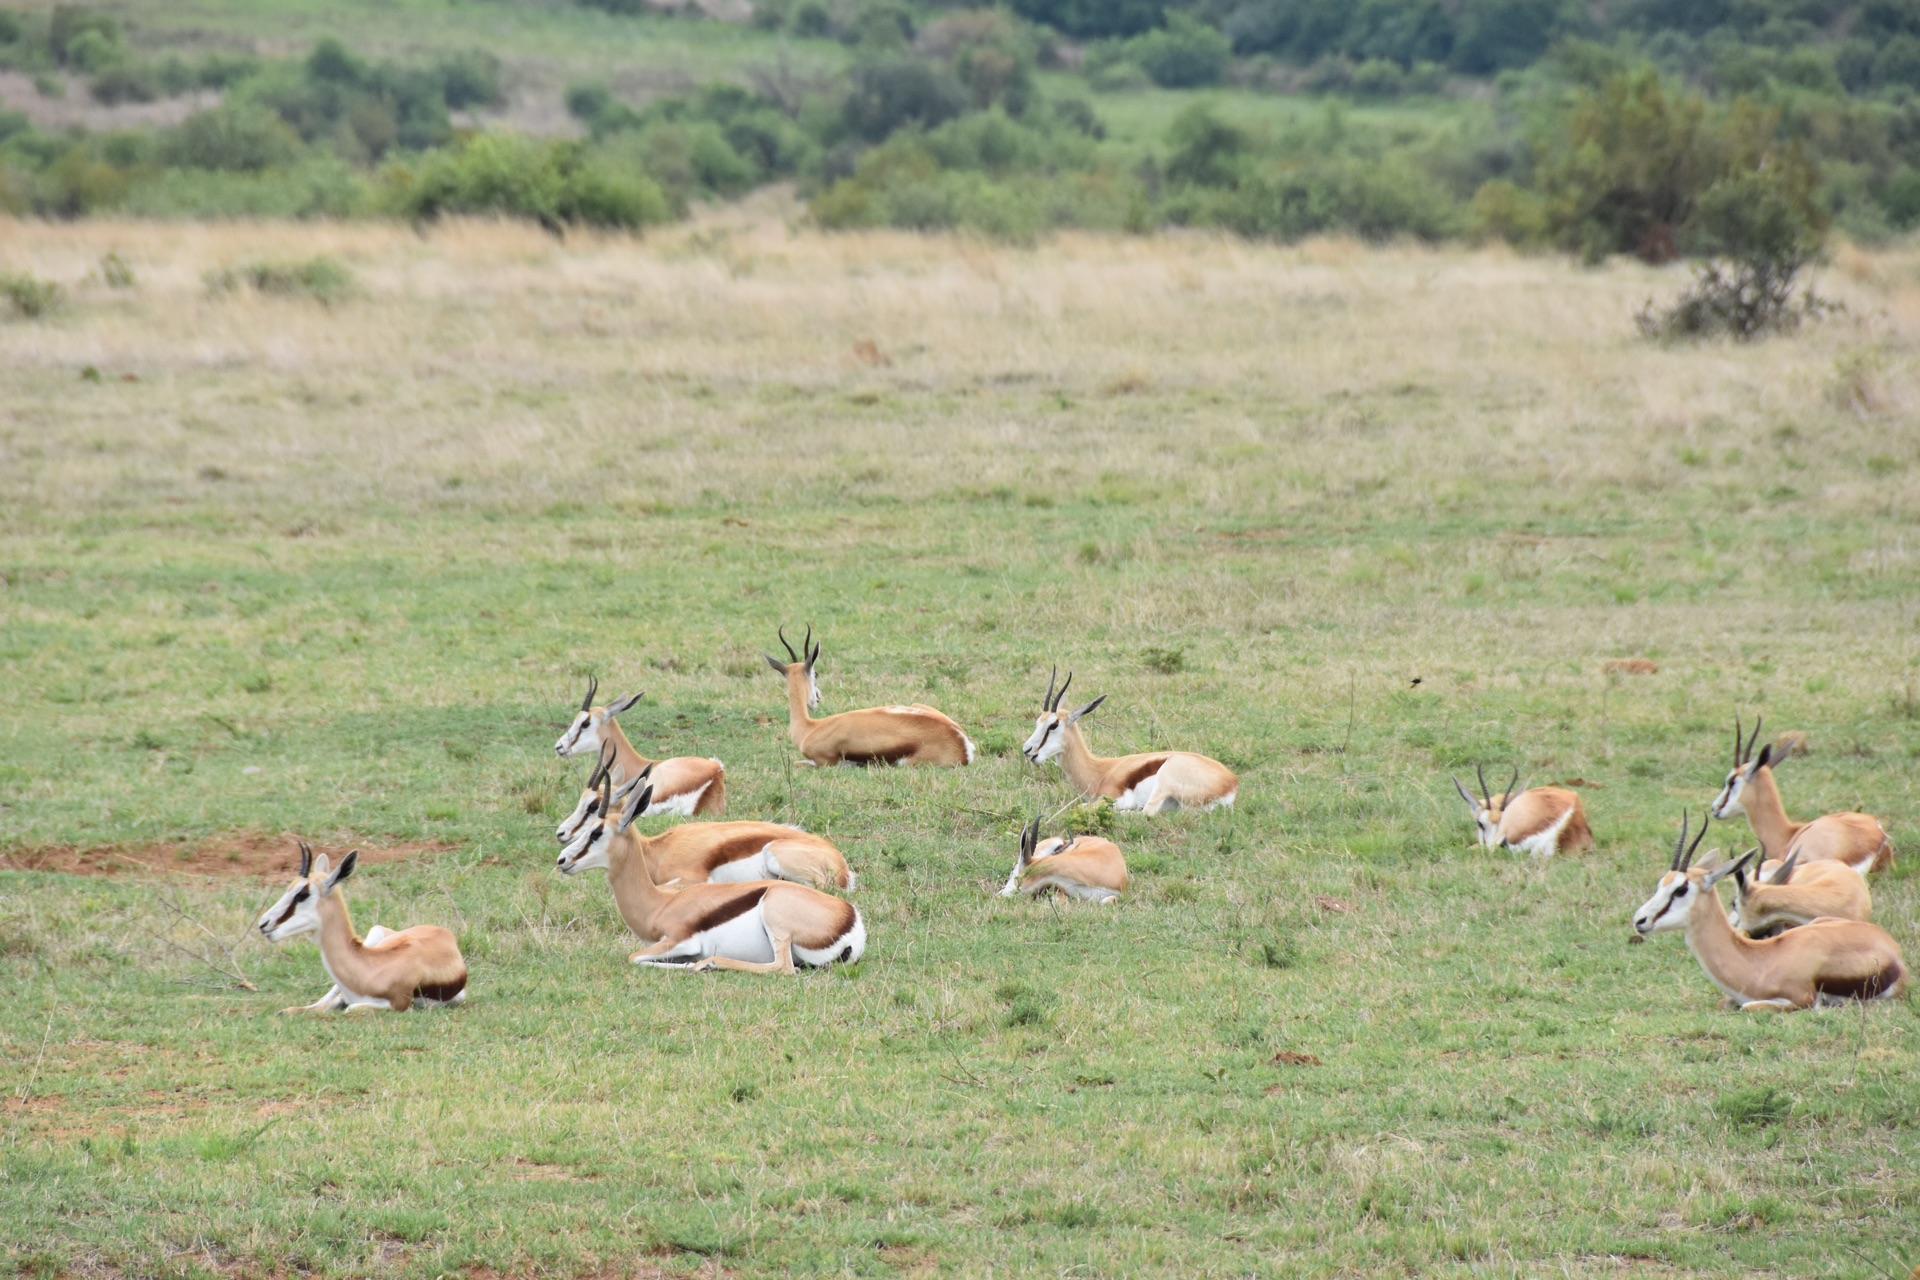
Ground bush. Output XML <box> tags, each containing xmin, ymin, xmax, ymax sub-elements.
<box><xmin>1011</xmin><ymin>0</ymin><xmax>1164</xmax><ymax>40</ymax></box>
<box><xmin>1635</xmin><ymin>164</ymin><xmax>1831</xmax><ymax>342</ymax></box>
<box><xmin>163</xmin><ymin>103</ymin><xmax>301</xmax><ymax>172</ymax></box>
<box><xmin>1126</xmin><ymin>13</ymin><xmax>1230</xmax><ymax>89</ymax></box>
<box><xmin>1164</xmin><ymin>103</ymin><xmax>1247</xmax><ymax>187</ymax></box>
<box><xmin>436</xmin><ymin>50</ymin><xmax>505</xmax><ymax>110</ymax></box>
<box><xmin>1</xmin><ymin>273</ymin><xmax>61</xmax><ymax>318</ymax></box>
<box><xmin>1536</xmin><ymin>68</ymin><xmax>1706</xmax><ymax>262</ymax></box>
<box><xmin>90</xmin><ymin>62</ymin><xmax>160</xmax><ymax>104</ymax></box>
<box><xmin>842</xmin><ymin>57</ymin><xmax>970</xmax><ymax>142</ymax></box>
<box><xmin>382</xmin><ymin>133</ymin><xmax>674</xmax><ymax>231</ymax></box>
<box><xmin>1177</xmin><ymin>155</ymin><xmax>1464</xmax><ymax>243</ymax></box>
<box><xmin>207</xmin><ymin>256</ymin><xmax>355</xmax><ymax>306</ymax></box>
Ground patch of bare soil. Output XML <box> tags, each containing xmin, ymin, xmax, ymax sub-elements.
<box><xmin>0</xmin><ymin>834</ymin><xmax>457</xmax><ymax>880</ymax></box>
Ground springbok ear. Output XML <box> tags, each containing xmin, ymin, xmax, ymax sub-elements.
<box><xmin>297</xmin><ymin>840</ymin><xmax>314</xmax><ymax>878</ymax></box>
<box><xmin>765</xmin><ymin>653</ymin><xmax>790</xmax><ymax>675</ymax></box>
<box><xmin>806</xmin><ymin>641</ymin><xmax>820</xmax><ymax>670</ymax></box>
<box><xmin>1706</xmin><ymin>849</ymin><xmax>1755</xmax><ymax>887</ymax></box>
<box><xmin>607</xmin><ymin>691</ymin><xmax>644</xmax><ymax>717</ymax></box>
<box><xmin>1451</xmin><ymin>776</ymin><xmax>1478</xmax><ymax>809</ymax></box>
<box><xmin>612</xmin><ymin>775</ymin><xmax>645</xmax><ymax>803</ymax></box>
<box><xmin>1770</xmin><ymin>847</ymin><xmax>1800</xmax><ymax>885</ymax></box>
<box><xmin>311</xmin><ymin>852</ymin><xmax>333</xmax><ymax>881</ymax></box>
<box><xmin>1067</xmin><ymin>694</ymin><xmax>1107</xmax><ymax>725</ymax></box>
<box><xmin>1753</xmin><ymin>742</ymin><xmax>1773</xmax><ymax>772</ymax></box>
<box><xmin>619</xmin><ymin>788</ymin><xmax>653</xmax><ymax>831</ymax></box>
<box><xmin>321</xmin><ymin>850</ymin><xmax>358</xmax><ymax>895</ymax></box>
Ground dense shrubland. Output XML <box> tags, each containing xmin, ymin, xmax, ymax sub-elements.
<box><xmin>1</xmin><ymin>0</ymin><xmax>1916</xmax><ymax>274</ymax></box>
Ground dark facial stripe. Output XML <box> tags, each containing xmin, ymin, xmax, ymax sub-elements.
<box><xmin>270</xmin><ymin>885</ymin><xmax>309</xmax><ymax>928</ymax></box>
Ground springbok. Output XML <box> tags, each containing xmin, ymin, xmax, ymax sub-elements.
<box><xmin>764</xmin><ymin>626</ymin><xmax>974</xmax><ymax>767</ymax></box>
<box><xmin>1711</xmin><ymin>715</ymin><xmax>1893</xmax><ymax>874</ymax></box>
<box><xmin>256</xmin><ymin>842</ymin><xmax>468</xmax><ymax>1015</ymax></box>
<box><xmin>559</xmin><ymin>771</ymin><xmax>854</xmax><ymax>890</ymax></box>
<box><xmin>1450</xmin><ymin>765</ymin><xmax>1594</xmax><ymax>857</ymax></box>
<box><xmin>1729</xmin><ymin>848</ymin><xmax>1872</xmax><ymax>938</ymax></box>
<box><xmin>1631</xmin><ymin>812</ymin><xmax>1906</xmax><ymax>1011</ymax></box>
<box><xmin>554</xmin><ymin>787</ymin><xmax>865</xmax><ymax>974</ymax></box>
<box><xmin>1021</xmin><ymin>668</ymin><xmax>1238</xmax><ymax>813</ymax></box>
<box><xmin>554</xmin><ymin>677</ymin><xmax>726</xmax><ymax>818</ymax></box>
<box><xmin>999</xmin><ymin>816</ymin><xmax>1128</xmax><ymax>903</ymax></box>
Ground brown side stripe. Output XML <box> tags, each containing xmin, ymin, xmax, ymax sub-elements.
<box><xmin>413</xmin><ymin>972</ymin><xmax>467</xmax><ymax>1004</ymax></box>
<box><xmin>1816</xmin><ymin>962</ymin><xmax>1904</xmax><ymax>1002</ymax></box>
<box><xmin>1116</xmin><ymin>756</ymin><xmax>1172</xmax><ymax>794</ymax></box>
<box><xmin>686</xmin><ymin>887</ymin><xmax>769</xmax><ymax>937</ymax></box>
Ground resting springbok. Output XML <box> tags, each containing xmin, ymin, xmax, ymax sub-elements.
<box><xmin>555</xmin><ymin>785</ymin><xmax>865</xmax><ymax>974</ymax></box>
<box><xmin>559</xmin><ymin>770</ymin><xmax>854</xmax><ymax>890</ymax></box>
<box><xmin>256</xmin><ymin>842</ymin><xmax>468</xmax><ymax>1014</ymax></box>
<box><xmin>1450</xmin><ymin>765</ymin><xmax>1593</xmax><ymax>857</ymax></box>
<box><xmin>1021</xmin><ymin>668</ymin><xmax>1238</xmax><ymax>813</ymax></box>
<box><xmin>999</xmin><ymin>816</ymin><xmax>1128</xmax><ymax>903</ymax></box>
<box><xmin>555</xmin><ymin>677</ymin><xmax>726</xmax><ymax>818</ymax></box>
<box><xmin>1730</xmin><ymin>847</ymin><xmax>1872</xmax><ymax>938</ymax></box>
<box><xmin>765</xmin><ymin>625</ymin><xmax>974</xmax><ymax>767</ymax></box>
<box><xmin>1711</xmin><ymin>715</ymin><xmax>1893</xmax><ymax>874</ymax></box>
<box><xmin>1631</xmin><ymin>812</ymin><xmax>1906</xmax><ymax>1011</ymax></box>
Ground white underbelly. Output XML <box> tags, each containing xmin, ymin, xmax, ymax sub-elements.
<box><xmin>1509</xmin><ymin>808</ymin><xmax>1573</xmax><ymax>858</ymax></box>
<box><xmin>693</xmin><ymin>903</ymin><xmax>776</xmax><ymax>963</ymax></box>
<box><xmin>645</xmin><ymin>780</ymin><xmax>711</xmax><ymax>818</ymax></box>
<box><xmin>706</xmin><ymin>850</ymin><xmax>772</xmax><ymax>883</ymax></box>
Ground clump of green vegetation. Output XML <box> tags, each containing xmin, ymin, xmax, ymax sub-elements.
<box><xmin>1</xmin><ymin>273</ymin><xmax>61</xmax><ymax>318</ymax></box>
<box><xmin>1715</xmin><ymin>1085</ymin><xmax>1794</xmax><ymax>1128</ymax></box>
<box><xmin>995</xmin><ymin>978</ymin><xmax>1056</xmax><ymax>1027</ymax></box>
<box><xmin>98</xmin><ymin>251</ymin><xmax>134</xmax><ymax>289</ymax></box>
<box><xmin>1062</xmin><ymin>799</ymin><xmax>1116</xmax><ymax>836</ymax></box>
<box><xmin>1141</xmin><ymin>644</ymin><xmax>1188</xmax><ymax>674</ymax></box>
<box><xmin>206</xmin><ymin>257</ymin><xmax>355</xmax><ymax>306</ymax></box>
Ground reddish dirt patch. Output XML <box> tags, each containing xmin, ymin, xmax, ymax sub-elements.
<box><xmin>1270</xmin><ymin>1051</ymin><xmax>1324</xmax><ymax>1068</ymax></box>
<box><xmin>1313</xmin><ymin>895</ymin><xmax>1355</xmax><ymax>914</ymax></box>
<box><xmin>0</xmin><ymin>834</ymin><xmax>457</xmax><ymax>880</ymax></box>
<box><xmin>1602</xmin><ymin>658</ymin><xmax>1659</xmax><ymax>676</ymax></box>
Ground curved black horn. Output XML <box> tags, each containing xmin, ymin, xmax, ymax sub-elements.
<box><xmin>1055</xmin><ymin>670</ymin><xmax>1072</xmax><ymax>711</ymax></box>
<box><xmin>1675</xmin><ymin>809</ymin><xmax>1709</xmax><ymax>872</ymax></box>
<box><xmin>1044</xmin><ymin>664</ymin><xmax>1058</xmax><ymax>711</ymax></box>
<box><xmin>778</xmin><ymin>626</ymin><xmax>798</xmax><ymax>663</ymax></box>
<box><xmin>1745</xmin><ymin>715</ymin><xmax>1763</xmax><ymax>765</ymax></box>
<box><xmin>1733</xmin><ymin>714</ymin><xmax>1743</xmax><ymax>767</ymax></box>
<box><xmin>1021</xmin><ymin>816</ymin><xmax>1040</xmax><ymax>859</ymax></box>
<box><xmin>588</xmin><ymin>739</ymin><xmax>616</xmax><ymax>789</ymax></box>
<box><xmin>580</xmin><ymin>674</ymin><xmax>598</xmax><ymax>713</ymax></box>
<box><xmin>1673</xmin><ymin>810</ymin><xmax>1690</xmax><ymax>871</ymax></box>
<box><xmin>804</xmin><ymin>623</ymin><xmax>817</xmax><ymax>666</ymax></box>
<box><xmin>1505</xmin><ymin>767</ymin><xmax>1520</xmax><ymax>801</ymax></box>
<box><xmin>298</xmin><ymin>840</ymin><xmax>313</xmax><ymax>878</ymax></box>
<box><xmin>1476</xmin><ymin>763</ymin><xmax>1490</xmax><ymax>806</ymax></box>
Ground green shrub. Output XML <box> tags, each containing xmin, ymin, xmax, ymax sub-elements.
<box><xmin>382</xmin><ymin>133</ymin><xmax>674</xmax><ymax>231</ymax></box>
<box><xmin>206</xmin><ymin>256</ymin><xmax>354</xmax><ymax>306</ymax></box>
<box><xmin>1178</xmin><ymin>155</ymin><xmax>1463</xmax><ymax>243</ymax></box>
<box><xmin>1125</xmin><ymin>13</ymin><xmax>1230</xmax><ymax>89</ymax></box>
<box><xmin>1350</xmin><ymin>58</ymin><xmax>1406</xmax><ymax>98</ymax></box>
<box><xmin>1011</xmin><ymin>0</ymin><xmax>1164</xmax><ymax>40</ymax></box>
<box><xmin>843</xmin><ymin>57</ymin><xmax>970</xmax><ymax>142</ymax></box>
<box><xmin>1</xmin><ymin>273</ymin><xmax>61</xmax><ymax>319</ymax></box>
<box><xmin>163</xmin><ymin>103</ymin><xmax>301</xmax><ymax>172</ymax></box>
<box><xmin>89</xmin><ymin>62</ymin><xmax>159</xmax><ymax>104</ymax></box>
<box><xmin>789</xmin><ymin>0</ymin><xmax>833</xmax><ymax>39</ymax></box>
<box><xmin>435</xmin><ymin>50</ymin><xmax>504</xmax><ymax>110</ymax></box>
<box><xmin>1165</xmin><ymin>103</ymin><xmax>1246</xmax><ymax>187</ymax></box>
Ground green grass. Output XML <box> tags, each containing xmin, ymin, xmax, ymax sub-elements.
<box><xmin>1</xmin><ymin>221</ymin><xmax>1918</xmax><ymax>1278</ymax></box>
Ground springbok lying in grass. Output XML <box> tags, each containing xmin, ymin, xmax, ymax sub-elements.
<box><xmin>1021</xmin><ymin>668</ymin><xmax>1237</xmax><ymax>813</ymax></box>
<box><xmin>559</xmin><ymin>770</ymin><xmax>854</xmax><ymax>890</ymax></box>
<box><xmin>555</xmin><ymin>785</ymin><xmax>865</xmax><ymax>974</ymax></box>
<box><xmin>256</xmin><ymin>842</ymin><xmax>468</xmax><ymax>1014</ymax></box>
<box><xmin>1730</xmin><ymin>848</ymin><xmax>1872</xmax><ymax>938</ymax></box>
<box><xmin>1450</xmin><ymin>765</ymin><xmax>1593</xmax><ymax>857</ymax></box>
<box><xmin>554</xmin><ymin>676</ymin><xmax>726</xmax><ymax>819</ymax></box>
<box><xmin>999</xmin><ymin>816</ymin><xmax>1127</xmax><ymax>903</ymax></box>
<box><xmin>1631</xmin><ymin>812</ymin><xmax>1905</xmax><ymax>1011</ymax></box>
<box><xmin>765</xmin><ymin>625</ymin><xmax>973</xmax><ymax>767</ymax></box>
<box><xmin>1712</xmin><ymin>715</ymin><xmax>1892</xmax><ymax>874</ymax></box>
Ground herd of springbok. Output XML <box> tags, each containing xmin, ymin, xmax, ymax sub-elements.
<box><xmin>257</xmin><ymin>639</ymin><xmax>1904</xmax><ymax>1015</ymax></box>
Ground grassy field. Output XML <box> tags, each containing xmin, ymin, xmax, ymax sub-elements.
<box><xmin>2</xmin><ymin>213</ymin><xmax>1919</xmax><ymax>1278</ymax></box>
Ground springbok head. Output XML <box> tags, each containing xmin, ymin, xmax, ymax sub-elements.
<box><xmin>1632</xmin><ymin>811</ymin><xmax>1747</xmax><ymax>935</ymax></box>
<box><xmin>1711</xmin><ymin>714</ymin><xmax>1773</xmax><ymax>820</ymax></box>
<box><xmin>1728</xmin><ymin>845</ymin><xmax>1798</xmax><ymax>933</ymax></box>
<box><xmin>1000</xmin><ymin>815</ymin><xmax>1073</xmax><ymax>896</ymax></box>
<box><xmin>1450</xmin><ymin>764</ymin><xmax>1523</xmax><ymax>848</ymax></box>
<box><xmin>763</xmin><ymin>625</ymin><xmax>821</xmax><ymax>709</ymax></box>
<box><xmin>556</xmin><ymin>740</ymin><xmax>619</xmax><ymax>844</ymax></box>
<box><xmin>257</xmin><ymin>842</ymin><xmax>358</xmax><ymax>942</ymax></box>
<box><xmin>554</xmin><ymin>675</ymin><xmax>644</xmax><ymax>759</ymax></box>
<box><xmin>1022</xmin><ymin>666</ymin><xmax>1106</xmax><ymax>764</ymax></box>
<box><xmin>557</xmin><ymin>768</ymin><xmax>652</xmax><ymax>875</ymax></box>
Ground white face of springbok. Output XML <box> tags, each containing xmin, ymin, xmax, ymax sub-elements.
<box><xmin>1022</xmin><ymin>667</ymin><xmax>1105</xmax><ymax>765</ymax></box>
<box><xmin>553</xmin><ymin>677</ymin><xmax>644</xmax><ymax>759</ymax></box>
<box><xmin>1451</xmin><ymin>766</ymin><xmax>1517</xmax><ymax>848</ymax></box>
<box><xmin>1631</xmin><ymin>813</ymin><xmax>1744</xmax><ymax>936</ymax></box>
<box><xmin>1711</xmin><ymin>716</ymin><xmax>1769</xmax><ymax>820</ymax></box>
<box><xmin>256</xmin><ymin>843</ymin><xmax>353</xmax><ymax>942</ymax></box>
<box><xmin>556</xmin><ymin>781</ymin><xmax>649</xmax><ymax>875</ymax></box>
